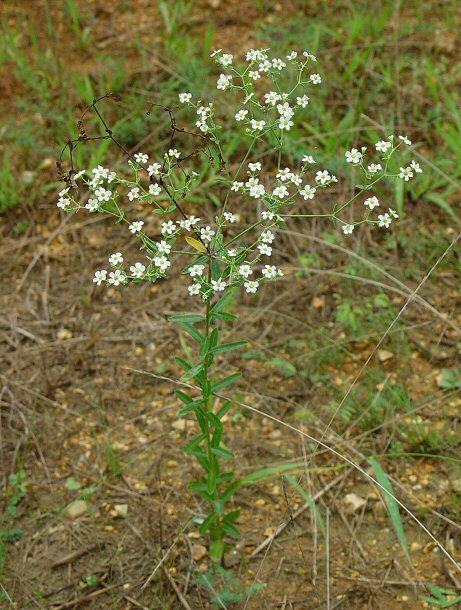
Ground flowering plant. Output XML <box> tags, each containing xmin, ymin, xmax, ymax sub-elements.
<box><xmin>57</xmin><ymin>48</ymin><xmax>422</xmax><ymax>563</ymax></box>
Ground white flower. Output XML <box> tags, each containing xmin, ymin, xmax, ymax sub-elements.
<box><xmin>277</xmin><ymin>102</ymin><xmax>293</xmax><ymax>118</ymax></box>
<box><xmin>129</xmin><ymin>221</ymin><xmax>144</xmax><ymax>234</ymax></box>
<box><xmin>235</xmin><ymin>109</ymin><xmax>248</xmax><ymax>121</ymax></box>
<box><xmin>109</xmin><ymin>252</ymin><xmax>123</xmax><ymax>266</ymax></box>
<box><xmin>217</xmin><ymin>74</ymin><xmax>232</xmax><ymax>90</ymax></box>
<box><xmin>375</xmin><ymin>140</ymin><xmax>392</xmax><ymax>153</ymax></box>
<box><xmin>189</xmin><ymin>264</ymin><xmax>205</xmax><ymax>277</ymax></box>
<box><xmin>398</xmin><ymin>135</ymin><xmax>412</xmax><ymax>145</ymax></box>
<box><xmin>244</xmin><ymin>280</ymin><xmax>259</xmax><ymax>293</ymax></box>
<box><xmin>210</xmin><ymin>48</ymin><xmax>222</xmax><ymax>57</ymax></box>
<box><xmin>85</xmin><ymin>198</ymin><xmax>99</xmax><ymax>212</ymax></box>
<box><xmin>262</xmin><ymin>265</ymin><xmax>279</xmax><ymax>279</ymax></box>
<box><xmin>224</xmin><ymin>212</ymin><xmax>237</xmax><ymax>223</ymax></box>
<box><xmin>211</xmin><ymin>278</ymin><xmax>226</xmax><ymax>292</ymax></box>
<box><xmin>273</xmin><ymin>185</ymin><xmax>289</xmax><ymax>199</ymax></box>
<box><xmin>243</xmin><ymin>92</ymin><xmax>254</xmax><ymax>104</ymax></box>
<box><xmin>389</xmin><ymin>208</ymin><xmax>399</xmax><ymax>219</ymax></box>
<box><xmin>300</xmin><ymin>184</ymin><xmax>316</xmax><ymax>200</ymax></box>
<box><xmin>168</xmin><ymin>148</ymin><xmax>180</xmax><ymax>158</ymax></box>
<box><xmin>277</xmin><ymin>168</ymin><xmax>292</xmax><ymax>181</ymax></box>
<box><xmin>303</xmin><ymin>51</ymin><xmax>317</xmax><ymax>61</ymax></box>
<box><xmin>218</xmin><ymin>53</ymin><xmax>233</xmax><ymax>66</ymax></box>
<box><xmin>296</xmin><ymin>95</ymin><xmax>310</xmax><ymax>108</ymax></box>
<box><xmin>238</xmin><ymin>264</ymin><xmax>252</xmax><ymax>278</ymax></box>
<box><xmin>73</xmin><ymin>170</ymin><xmax>85</xmax><ymax>180</ymax></box>
<box><xmin>246</xmin><ymin>176</ymin><xmax>260</xmax><ymax>188</ymax></box>
<box><xmin>179</xmin><ymin>92</ymin><xmax>192</xmax><ymax>103</ymax></box>
<box><xmin>149</xmin><ymin>183</ymin><xmax>162</xmax><ymax>196</ymax></box>
<box><xmin>108</xmin><ymin>270</ymin><xmax>126</xmax><ymax>286</ymax></box>
<box><xmin>342</xmin><ymin>224</ymin><xmax>354</xmax><ymax>235</ymax></box>
<box><xmin>128</xmin><ymin>187</ymin><xmax>140</xmax><ymax>201</ymax></box>
<box><xmin>410</xmin><ymin>160</ymin><xmax>422</xmax><ymax>173</ymax></box>
<box><xmin>107</xmin><ymin>171</ymin><xmax>117</xmax><ymax>183</ymax></box>
<box><xmin>200</xmin><ymin>226</ymin><xmax>215</xmax><ymax>242</ymax></box>
<box><xmin>364</xmin><ymin>196</ymin><xmax>379</xmax><ymax>209</ymax></box>
<box><xmin>259</xmin><ymin>59</ymin><xmax>271</xmax><ymax>72</ymax></box>
<box><xmin>272</xmin><ymin>58</ymin><xmax>286</xmax><ymax>70</ymax></box>
<box><xmin>130</xmin><ymin>262</ymin><xmax>146</xmax><ymax>278</ymax></box>
<box><xmin>290</xmin><ymin>173</ymin><xmax>302</xmax><ymax>186</ymax></box>
<box><xmin>345</xmin><ymin>148</ymin><xmax>362</xmax><ymax>164</ymax></box>
<box><xmin>250</xmin><ymin>184</ymin><xmax>265</xmax><ymax>198</ymax></box>
<box><xmin>93</xmin><ymin>270</ymin><xmax>107</xmax><ymax>285</ymax></box>
<box><xmin>57</xmin><ymin>197</ymin><xmax>71</xmax><ymax>209</ymax></box>
<box><xmin>286</xmin><ymin>51</ymin><xmax>297</xmax><ymax>60</ymax></box>
<box><xmin>154</xmin><ymin>255</ymin><xmax>170</xmax><ymax>271</ymax></box>
<box><xmin>248</xmin><ymin>162</ymin><xmax>261</xmax><ymax>172</ymax></box>
<box><xmin>95</xmin><ymin>187</ymin><xmax>111</xmax><ymax>201</ymax></box>
<box><xmin>279</xmin><ymin>117</ymin><xmax>294</xmax><ymax>131</ymax></box>
<box><xmin>231</xmin><ymin>181</ymin><xmax>243</xmax><ymax>191</ymax></box>
<box><xmin>261</xmin><ymin>210</ymin><xmax>274</xmax><ymax>220</ymax></box>
<box><xmin>148</xmin><ymin>163</ymin><xmax>161</xmax><ymax>176</ymax></box>
<box><xmin>367</xmin><ymin>163</ymin><xmax>382</xmax><ymax>174</ymax></box>
<box><xmin>261</xmin><ymin>230</ymin><xmax>275</xmax><ymax>243</ymax></box>
<box><xmin>92</xmin><ymin>165</ymin><xmax>109</xmax><ymax>180</ymax></box>
<box><xmin>134</xmin><ymin>152</ymin><xmax>148</xmax><ymax>164</ymax></box>
<box><xmin>378</xmin><ymin>213</ymin><xmax>392</xmax><ymax>228</ymax></box>
<box><xmin>248</xmin><ymin>70</ymin><xmax>260</xmax><ymax>80</ymax></box>
<box><xmin>246</xmin><ymin>48</ymin><xmax>265</xmax><ymax>62</ymax></box>
<box><xmin>264</xmin><ymin>91</ymin><xmax>281</xmax><ymax>106</ymax></box>
<box><xmin>250</xmin><ymin>119</ymin><xmax>266</xmax><ymax>131</ymax></box>
<box><xmin>162</xmin><ymin>220</ymin><xmax>177</xmax><ymax>235</ymax></box>
<box><xmin>197</xmin><ymin>105</ymin><xmax>211</xmax><ymax>117</ymax></box>
<box><xmin>59</xmin><ymin>187</ymin><xmax>70</xmax><ymax>197</ymax></box>
<box><xmin>227</xmin><ymin>249</ymin><xmax>238</xmax><ymax>257</ymax></box>
<box><xmin>258</xmin><ymin>243</ymin><xmax>272</xmax><ymax>256</ymax></box>
<box><xmin>310</xmin><ymin>74</ymin><xmax>321</xmax><ymax>84</ymax></box>
<box><xmin>188</xmin><ymin>283</ymin><xmax>201</xmax><ymax>296</ymax></box>
<box><xmin>302</xmin><ymin>154</ymin><xmax>315</xmax><ymax>164</ymax></box>
<box><xmin>399</xmin><ymin>166</ymin><xmax>414</xmax><ymax>181</ymax></box>
<box><xmin>315</xmin><ymin>170</ymin><xmax>331</xmax><ymax>184</ymax></box>
<box><xmin>156</xmin><ymin>240</ymin><xmax>171</xmax><ymax>254</ymax></box>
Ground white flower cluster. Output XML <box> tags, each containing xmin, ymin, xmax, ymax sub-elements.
<box><xmin>57</xmin><ymin>48</ymin><xmax>422</xmax><ymax>297</ymax></box>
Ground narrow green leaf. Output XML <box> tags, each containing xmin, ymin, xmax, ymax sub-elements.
<box><xmin>169</xmin><ymin>313</ymin><xmax>205</xmax><ymax>323</ymax></box>
<box><xmin>211</xmin><ymin>446</ymin><xmax>234</xmax><ymax>459</ymax></box>
<box><xmin>176</xmin><ymin>390</ymin><xmax>192</xmax><ymax>405</ymax></box>
<box><xmin>180</xmin><ymin>361</ymin><xmax>204</xmax><ymax>382</ymax></box>
<box><xmin>210</xmin><ymin>341</ymin><xmax>247</xmax><ymax>355</ymax></box>
<box><xmin>212</xmin><ymin>373</ymin><xmax>241</xmax><ymax>393</ymax></box>
<box><xmin>369</xmin><ymin>458</ymin><xmax>411</xmax><ymax>563</ymax></box>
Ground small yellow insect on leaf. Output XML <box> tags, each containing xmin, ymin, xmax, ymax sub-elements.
<box><xmin>185</xmin><ymin>236</ymin><xmax>207</xmax><ymax>253</ymax></box>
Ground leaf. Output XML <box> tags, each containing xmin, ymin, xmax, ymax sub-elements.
<box><xmin>369</xmin><ymin>458</ymin><xmax>411</xmax><ymax>563</ymax></box>
<box><xmin>210</xmin><ymin>341</ymin><xmax>247</xmax><ymax>355</ymax></box>
<box><xmin>169</xmin><ymin>313</ymin><xmax>205</xmax><ymax>324</ymax></box>
<box><xmin>180</xmin><ymin>361</ymin><xmax>204</xmax><ymax>382</ymax></box>
<box><xmin>211</xmin><ymin>373</ymin><xmax>241</xmax><ymax>393</ymax></box>
<box><xmin>185</xmin><ymin>236</ymin><xmax>208</xmax><ymax>253</ymax></box>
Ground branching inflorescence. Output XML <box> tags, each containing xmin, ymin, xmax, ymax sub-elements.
<box><xmin>57</xmin><ymin>48</ymin><xmax>422</xmax><ymax>563</ymax></box>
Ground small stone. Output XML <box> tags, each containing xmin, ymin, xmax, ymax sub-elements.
<box><xmin>343</xmin><ymin>493</ymin><xmax>367</xmax><ymax>513</ymax></box>
<box><xmin>172</xmin><ymin>419</ymin><xmax>187</xmax><ymax>432</ymax></box>
<box><xmin>64</xmin><ymin>500</ymin><xmax>87</xmax><ymax>520</ymax></box>
<box><xmin>114</xmin><ymin>504</ymin><xmax>128</xmax><ymax>518</ymax></box>
<box><xmin>378</xmin><ymin>350</ymin><xmax>394</xmax><ymax>362</ymax></box>
<box><xmin>192</xmin><ymin>544</ymin><xmax>208</xmax><ymax>562</ymax></box>
<box><xmin>57</xmin><ymin>328</ymin><xmax>73</xmax><ymax>341</ymax></box>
